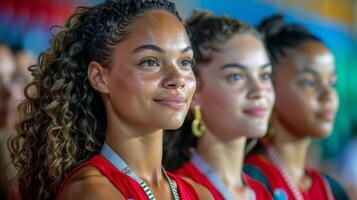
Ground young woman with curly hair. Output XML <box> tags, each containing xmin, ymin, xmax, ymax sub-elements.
<box><xmin>9</xmin><ymin>0</ymin><xmax>213</xmax><ymax>199</ymax></box>
<box><xmin>164</xmin><ymin>11</ymin><xmax>275</xmax><ymax>199</ymax></box>
<box><xmin>244</xmin><ymin>15</ymin><xmax>349</xmax><ymax>200</ymax></box>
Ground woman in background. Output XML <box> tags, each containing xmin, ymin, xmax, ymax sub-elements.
<box><xmin>165</xmin><ymin>11</ymin><xmax>275</xmax><ymax>199</ymax></box>
<box><xmin>244</xmin><ymin>14</ymin><xmax>349</xmax><ymax>200</ymax></box>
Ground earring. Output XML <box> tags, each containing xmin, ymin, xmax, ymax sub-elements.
<box><xmin>192</xmin><ymin>105</ymin><xmax>205</xmax><ymax>137</ymax></box>
<box><xmin>261</xmin><ymin>118</ymin><xmax>275</xmax><ymax>144</ymax></box>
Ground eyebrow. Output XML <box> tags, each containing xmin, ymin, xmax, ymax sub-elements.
<box><xmin>132</xmin><ymin>44</ymin><xmax>193</xmax><ymax>54</ymax></box>
<box><xmin>181</xmin><ymin>46</ymin><xmax>193</xmax><ymax>53</ymax></box>
<box><xmin>220</xmin><ymin>63</ymin><xmax>271</xmax><ymax>71</ymax></box>
<box><xmin>296</xmin><ymin>68</ymin><xmax>337</xmax><ymax>76</ymax></box>
<box><xmin>132</xmin><ymin>45</ymin><xmax>164</xmax><ymax>53</ymax></box>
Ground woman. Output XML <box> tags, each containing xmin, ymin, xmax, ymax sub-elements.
<box><xmin>244</xmin><ymin>15</ymin><xmax>349</xmax><ymax>200</ymax></box>
<box><xmin>165</xmin><ymin>11</ymin><xmax>275</xmax><ymax>199</ymax></box>
<box><xmin>9</xmin><ymin>0</ymin><xmax>212</xmax><ymax>199</ymax></box>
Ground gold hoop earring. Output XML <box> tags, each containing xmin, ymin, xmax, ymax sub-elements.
<box><xmin>192</xmin><ymin>105</ymin><xmax>204</xmax><ymax>137</ymax></box>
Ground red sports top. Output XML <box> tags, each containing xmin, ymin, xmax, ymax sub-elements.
<box><xmin>244</xmin><ymin>154</ymin><xmax>334</xmax><ymax>200</ymax></box>
<box><xmin>175</xmin><ymin>162</ymin><xmax>273</xmax><ymax>200</ymax></box>
<box><xmin>56</xmin><ymin>155</ymin><xmax>199</xmax><ymax>200</ymax></box>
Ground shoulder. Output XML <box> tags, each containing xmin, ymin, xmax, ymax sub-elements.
<box><xmin>321</xmin><ymin>173</ymin><xmax>350</xmax><ymax>200</ymax></box>
<box><xmin>181</xmin><ymin>177</ymin><xmax>214</xmax><ymax>200</ymax></box>
<box><xmin>58</xmin><ymin>166</ymin><xmax>125</xmax><ymax>200</ymax></box>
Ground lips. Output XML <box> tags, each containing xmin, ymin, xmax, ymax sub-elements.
<box><xmin>153</xmin><ymin>96</ymin><xmax>186</xmax><ymax>109</ymax></box>
<box><xmin>317</xmin><ymin>111</ymin><xmax>335</xmax><ymax>122</ymax></box>
<box><xmin>243</xmin><ymin>107</ymin><xmax>267</xmax><ymax>117</ymax></box>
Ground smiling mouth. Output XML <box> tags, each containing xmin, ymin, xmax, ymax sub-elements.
<box><xmin>317</xmin><ymin>112</ymin><xmax>335</xmax><ymax>122</ymax></box>
<box><xmin>153</xmin><ymin>97</ymin><xmax>186</xmax><ymax>109</ymax></box>
<box><xmin>243</xmin><ymin>107</ymin><xmax>267</xmax><ymax>118</ymax></box>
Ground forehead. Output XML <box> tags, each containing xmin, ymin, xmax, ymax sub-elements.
<box><xmin>212</xmin><ymin>33</ymin><xmax>268</xmax><ymax>68</ymax></box>
<box><xmin>285</xmin><ymin>41</ymin><xmax>335</xmax><ymax>74</ymax></box>
<box><xmin>127</xmin><ymin>10</ymin><xmax>189</xmax><ymax>48</ymax></box>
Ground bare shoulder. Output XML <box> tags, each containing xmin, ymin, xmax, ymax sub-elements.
<box><xmin>181</xmin><ymin>177</ymin><xmax>214</xmax><ymax>200</ymax></box>
<box><xmin>58</xmin><ymin>166</ymin><xmax>125</xmax><ymax>200</ymax></box>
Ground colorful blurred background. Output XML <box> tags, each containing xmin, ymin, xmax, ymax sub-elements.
<box><xmin>0</xmin><ymin>0</ymin><xmax>356</xmax><ymax>197</ymax></box>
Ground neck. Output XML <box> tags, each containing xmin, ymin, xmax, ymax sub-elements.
<box><xmin>104</xmin><ymin>110</ymin><xmax>164</xmax><ymax>185</ymax></box>
<box><xmin>196</xmin><ymin>129</ymin><xmax>246</xmax><ymax>188</ymax></box>
<box><xmin>271</xmin><ymin>115</ymin><xmax>311</xmax><ymax>181</ymax></box>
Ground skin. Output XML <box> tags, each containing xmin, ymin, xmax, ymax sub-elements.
<box><xmin>59</xmin><ymin>10</ymin><xmax>212</xmax><ymax>200</ymax></box>
<box><xmin>15</xmin><ymin>50</ymin><xmax>33</xmax><ymax>82</ymax></box>
<box><xmin>0</xmin><ymin>45</ymin><xmax>17</xmax><ymax>132</ymax></box>
<box><xmin>270</xmin><ymin>40</ymin><xmax>339</xmax><ymax>189</ymax></box>
<box><xmin>194</xmin><ymin>33</ymin><xmax>275</xmax><ymax>199</ymax></box>
<box><xmin>0</xmin><ymin>45</ymin><xmax>15</xmax><ymax>85</ymax></box>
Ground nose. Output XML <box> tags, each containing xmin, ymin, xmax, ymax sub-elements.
<box><xmin>319</xmin><ymin>83</ymin><xmax>337</xmax><ymax>103</ymax></box>
<box><xmin>247</xmin><ymin>76</ymin><xmax>266</xmax><ymax>100</ymax></box>
<box><xmin>162</xmin><ymin>63</ymin><xmax>186</xmax><ymax>89</ymax></box>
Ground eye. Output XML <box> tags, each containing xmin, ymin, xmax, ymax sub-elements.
<box><xmin>260</xmin><ymin>72</ymin><xmax>272</xmax><ymax>81</ymax></box>
<box><xmin>179</xmin><ymin>59</ymin><xmax>194</xmax><ymax>69</ymax></box>
<box><xmin>226</xmin><ymin>73</ymin><xmax>244</xmax><ymax>83</ymax></box>
<box><xmin>139</xmin><ymin>58</ymin><xmax>159</xmax><ymax>68</ymax></box>
<box><xmin>300</xmin><ymin>79</ymin><xmax>316</xmax><ymax>88</ymax></box>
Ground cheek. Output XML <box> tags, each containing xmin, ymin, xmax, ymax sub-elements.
<box><xmin>266</xmin><ymin>86</ymin><xmax>276</xmax><ymax>110</ymax></box>
<box><xmin>185</xmin><ymin>74</ymin><xmax>197</xmax><ymax>103</ymax></box>
<box><xmin>276</xmin><ymin>78</ymin><xmax>314</xmax><ymax>109</ymax></box>
<box><xmin>331</xmin><ymin>90</ymin><xmax>339</xmax><ymax>111</ymax></box>
<box><xmin>201</xmin><ymin>84</ymin><xmax>240</xmax><ymax>111</ymax></box>
<box><xmin>199</xmin><ymin>84</ymin><xmax>243</xmax><ymax>128</ymax></box>
<box><xmin>108</xmin><ymin>69</ymin><xmax>158</xmax><ymax>110</ymax></box>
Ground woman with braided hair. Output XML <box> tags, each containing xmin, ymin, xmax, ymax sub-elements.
<box><xmin>164</xmin><ymin>10</ymin><xmax>275</xmax><ymax>199</ymax></box>
<box><xmin>9</xmin><ymin>0</ymin><xmax>213</xmax><ymax>199</ymax></box>
<box><xmin>244</xmin><ymin>15</ymin><xmax>349</xmax><ymax>200</ymax></box>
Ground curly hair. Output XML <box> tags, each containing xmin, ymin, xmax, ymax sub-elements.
<box><xmin>164</xmin><ymin>10</ymin><xmax>263</xmax><ymax>172</ymax></box>
<box><xmin>8</xmin><ymin>0</ymin><xmax>182</xmax><ymax>199</ymax></box>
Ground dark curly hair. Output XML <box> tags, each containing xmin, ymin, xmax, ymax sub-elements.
<box><xmin>257</xmin><ymin>14</ymin><xmax>322</xmax><ymax>66</ymax></box>
<box><xmin>8</xmin><ymin>0</ymin><xmax>182</xmax><ymax>199</ymax></box>
<box><xmin>164</xmin><ymin>10</ymin><xmax>263</xmax><ymax>172</ymax></box>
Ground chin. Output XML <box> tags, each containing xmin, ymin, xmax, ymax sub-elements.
<box><xmin>309</xmin><ymin>126</ymin><xmax>333</xmax><ymax>138</ymax></box>
<box><xmin>247</xmin><ymin>130</ymin><xmax>268</xmax><ymax>139</ymax></box>
<box><xmin>161</xmin><ymin>120</ymin><xmax>185</xmax><ymax>130</ymax></box>
<box><xmin>240</xmin><ymin>126</ymin><xmax>268</xmax><ymax>139</ymax></box>
<box><xmin>314</xmin><ymin>130</ymin><xmax>333</xmax><ymax>138</ymax></box>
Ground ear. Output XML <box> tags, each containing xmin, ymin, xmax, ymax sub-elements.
<box><xmin>88</xmin><ymin>61</ymin><xmax>109</xmax><ymax>94</ymax></box>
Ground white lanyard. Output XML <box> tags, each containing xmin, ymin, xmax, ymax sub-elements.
<box><xmin>191</xmin><ymin>152</ymin><xmax>255</xmax><ymax>200</ymax></box>
<box><xmin>101</xmin><ymin>143</ymin><xmax>180</xmax><ymax>200</ymax></box>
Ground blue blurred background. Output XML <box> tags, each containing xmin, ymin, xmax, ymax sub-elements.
<box><xmin>0</xmin><ymin>0</ymin><xmax>356</xmax><ymax>195</ymax></box>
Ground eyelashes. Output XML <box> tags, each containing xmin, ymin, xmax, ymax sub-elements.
<box><xmin>138</xmin><ymin>57</ymin><xmax>194</xmax><ymax>70</ymax></box>
<box><xmin>225</xmin><ymin>71</ymin><xmax>272</xmax><ymax>83</ymax></box>
<box><xmin>139</xmin><ymin>57</ymin><xmax>160</xmax><ymax>68</ymax></box>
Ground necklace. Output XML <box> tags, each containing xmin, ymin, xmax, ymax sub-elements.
<box><xmin>191</xmin><ymin>152</ymin><xmax>256</xmax><ymax>200</ymax></box>
<box><xmin>265</xmin><ymin>144</ymin><xmax>333</xmax><ymax>200</ymax></box>
<box><xmin>101</xmin><ymin>143</ymin><xmax>180</xmax><ymax>200</ymax></box>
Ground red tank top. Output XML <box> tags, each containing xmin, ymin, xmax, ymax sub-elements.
<box><xmin>56</xmin><ymin>155</ymin><xmax>199</xmax><ymax>200</ymax></box>
<box><xmin>244</xmin><ymin>154</ymin><xmax>334</xmax><ymax>200</ymax></box>
<box><xmin>175</xmin><ymin>162</ymin><xmax>273</xmax><ymax>200</ymax></box>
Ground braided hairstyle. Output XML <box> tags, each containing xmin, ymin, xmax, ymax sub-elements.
<box><xmin>258</xmin><ymin>14</ymin><xmax>322</xmax><ymax>66</ymax></box>
<box><xmin>164</xmin><ymin>10</ymin><xmax>263</xmax><ymax>172</ymax></box>
<box><xmin>8</xmin><ymin>0</ymin><xmax>182</xmax><ymax>199</ymax></box>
